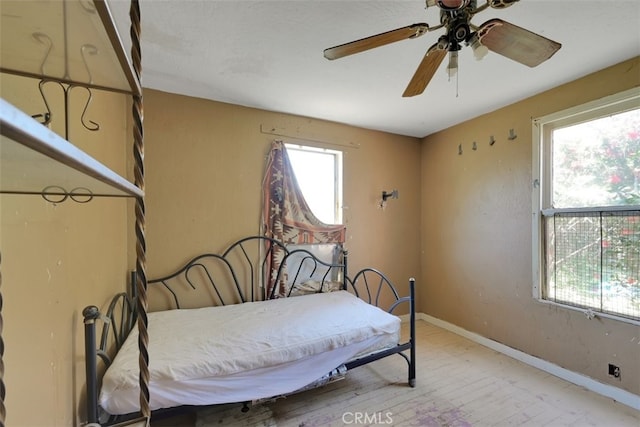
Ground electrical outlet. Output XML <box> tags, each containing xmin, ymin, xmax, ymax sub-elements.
<box><xmin>608</xmin><ymin>363</ymin><xmax>621</xmax><ymax>379</ymax></box>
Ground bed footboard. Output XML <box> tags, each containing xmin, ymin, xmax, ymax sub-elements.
<box><xmin>348</xmin><ymin>270</ymin><xmax>416</xmax><ymax>387</ymax></box>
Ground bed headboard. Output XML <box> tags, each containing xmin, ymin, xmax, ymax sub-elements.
<box><xmin>147</xmin><ymin>236</ymin><xmax>347</xmax><ymax>310</ymax></box>
<box><xmin>273</xmin><ymin>244</ymin><xmax>346</xmax><ymax>298</ymax></box>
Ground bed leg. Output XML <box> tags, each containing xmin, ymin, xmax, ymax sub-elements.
<box><xmin>241</xmin><ymin>402</ymin><xmax>250</xmax><ymax>413</ymax></box>
<box><xmin>83</xmin><ymin>306</ymin><xmax>101</xmax><ymax>424</ymax></box>
<box><xmin>408</xmin><ymin>278</ymin><xmax>416</xmax><ymax>387</ymax></box>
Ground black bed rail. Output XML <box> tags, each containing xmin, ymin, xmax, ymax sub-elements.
<box><xmin>346</xmin><ymin>273</ymin><xmax>416</xmax><ymax>387</ymax></box>
<box><xmin>83</xmin><ymin>306</ymin><xmax>100</xmax><ymax>424</ymax></box>
<box><xmin>83</xmin><ymin>289</ymin><xmax>137</xmax><ymax>425</ymax></box>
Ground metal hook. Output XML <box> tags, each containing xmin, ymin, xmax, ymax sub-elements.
<box><xmin>381</xmin><ymin>189</ymin><xmax>399</xmax><ymax>202</ymax></box>
<box><xmin>37</xmin><ymin>80</ymin><xmax>100</xmax><ymax>136</ymax></box>
<box><xmin>72</xmin><ymin>85</ymin><xmax>100</xmax><ymax>131</ymax></box>
<box><xmin>80</xmin><ymin>44</ymin><xmax>98</xmax><ymax>84</ymax></box>
<box><xmin>32</xmin><ymin>32</ymin><xmax>53</xmax><ymax>76</ymax></box>
<box><xmin>36</xmin><ymin>79</ymin><xmax>57</xmax><ymax>126</ymax></box>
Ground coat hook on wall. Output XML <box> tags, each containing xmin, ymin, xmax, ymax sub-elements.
<box><xmin>380</xmin><ymin>189</ymin><xmax>398</xmax><ymax>209</ymax></box>
<box><xmin>508</xmin><ymin>128</ymin><xmax>517</xmax><ymax>140</ymax></box>
<box><xmin>381</xmin><ymin>189</ymin><xmax>398</xmax><ymax>202</ymax></box>
<box><xmin>458</xmin><ymin>144</ymin><xmax>463</xmax><ymax>155</ymax></box>
<box><xmin>489</xmin><ymin>135</ymin><xmax>496</xmax><ymax>146</ymax></box>
<box><xmin>472</xmin><ymin>141</ymin><xmax>477</xmax><ymax>151</ymax></box>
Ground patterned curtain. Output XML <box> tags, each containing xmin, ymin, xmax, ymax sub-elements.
<box><xmin>262</xmin><ymin>140</ymin><xmax>346</xmax><ymax>297</ymax></box>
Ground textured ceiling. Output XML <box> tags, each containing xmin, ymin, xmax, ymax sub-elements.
<box><xmin>109</xmin><ymin>0</ymin><xmax>640</xmax><ymax>138</ymax></box>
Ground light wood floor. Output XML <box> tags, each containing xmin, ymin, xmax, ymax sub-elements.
<box><xmin>152</xmin><ymin>320</ymin><xmax>639</xmax><ymax>426</ymax></box>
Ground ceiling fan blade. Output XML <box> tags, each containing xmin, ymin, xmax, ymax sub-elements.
<box><xmin>477</xmin><ymin>18</ymin><xmax>561</xmax><ymax>67</ymax></box>
<box><xmin>402</xmin><ymin>45</ymin><xmax>447</xmax><ymax>97</ymax></box>
<box><xmin>324</xmin><ymin>23</ymin><xmax>429</xmax><ymax>60</ymax></box>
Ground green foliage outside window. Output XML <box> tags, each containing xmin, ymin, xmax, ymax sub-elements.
<box><xmin>552</xmin><ymin>108</ymin><xmax>640</xmax><ymax>208</ymax></box>
<box><xmin>546</xmin><ymin>107</ymin><xmax>640</xmax><ymax>320</ymax></box>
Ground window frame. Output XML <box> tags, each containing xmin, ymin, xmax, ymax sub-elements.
<box><xmin>532</xmin><ymin>87</ymin><xmax>640</xmax><ymax>323</ymax></box>
<box><xmin>284</xmin><ymin>141</ymin><xmax>344</xmax><ymax>225</ymax></box>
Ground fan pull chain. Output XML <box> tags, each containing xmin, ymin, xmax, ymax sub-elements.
<box><xmin>455</xmin><ymin>53</ymin><xmax>459</xmax><ymax>97</ymax></box>
<box><xmin>448</xmin><ymin>65</ymin><xmax>460</xmax><ymax>97</ymax></box>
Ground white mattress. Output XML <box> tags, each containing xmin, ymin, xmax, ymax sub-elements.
<box><xmin>99</xmin><ymin>291</ymin><xmax>401</xmax><ymax>415</ymax></box>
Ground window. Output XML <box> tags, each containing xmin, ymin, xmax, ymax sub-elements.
<box><xmin>532</xmin><ymin>88</ymin><xmax>640</xmax><ymax>321</ymax></box>
<box><xmin>285</xmin><ymin>143</ymin><xmax>343</xmax><ymax>224</ymax></box>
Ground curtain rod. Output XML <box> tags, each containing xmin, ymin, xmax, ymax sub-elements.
<box><xmin>260</xmin><ymin>124</ymin><xmax>361</xmax><ymax>149</ymax></box>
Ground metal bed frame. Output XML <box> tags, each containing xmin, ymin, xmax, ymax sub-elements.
<box><xmin>84</xmin><ymin>236</ymin><xmax>416</xmax><ymax>425</ymax></box>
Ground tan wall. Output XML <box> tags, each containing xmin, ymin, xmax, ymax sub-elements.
<box><xmin>0</xmin><ymin>74</ymin><xmax>132</xmax><ymax>425</ymax></box>
<box><xmin>420</xmin><ymin>57</ymin><xmax>640</xmax><ymax>395</ymax></box>
<box><xmin>143</xmin><ymin>89</ymin><xmax>422</xmax><ymax>308</ymax></box>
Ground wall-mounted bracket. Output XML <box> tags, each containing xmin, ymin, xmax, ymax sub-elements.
<box><xmin>382</xmin><ymin>189</ymin><xmax>398</xmax><ymax>202</ymax></box>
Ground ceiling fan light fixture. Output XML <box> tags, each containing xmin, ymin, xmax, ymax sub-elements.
<box><xmin>446</xmin><ymin>50</ymin><xmax>459</xmax><ymax>77</ymax></box>
<box><xmin>436</xmin><ymin>35</ymin><xmax>450</xmax><ymax>50</ymax></box>
<box><xmin>468</xmin><ymin>33</ymin><xmax>489</xmax><ymax>60</ymax></box>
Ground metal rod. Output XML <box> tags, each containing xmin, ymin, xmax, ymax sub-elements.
<box><xmin>409</xmin><ymin>278</ymin><xmax>416</xmax><ymax>386</ymax></box>
<box><xmin>0</xmin><ymin>251</ymin><xmax>5</xmax><ymax>427</ymax></box>
<box><xmin>129</xmin><ymin>0</ymin><xmax>150</xmax><ymax>420</ymax></box>
<box><xmin>83</xmin><ymin>306</ymin><xmax>100</xmax><ymax>424</ymax></box>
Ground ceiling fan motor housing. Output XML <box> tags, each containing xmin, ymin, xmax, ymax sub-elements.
<box><xmin>436</xmin><ymin>0</ymin><xmax>471</xmax><ymax>10</ymax></box>
<box><xmin>452</xmin><ymin>20</ymin><xmax>470</xmax><ymax>44</ymax></box>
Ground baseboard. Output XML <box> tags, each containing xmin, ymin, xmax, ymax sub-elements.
<box><xmin>405</xmin><ymin>312</ymin><xmax>640</xmax><ymax>411</ymax></box>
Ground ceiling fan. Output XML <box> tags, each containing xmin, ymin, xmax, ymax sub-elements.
<box><xmin>323</xmin><ymin>0</ymin><xmax>561</xmax><ymax>97</ymax></box>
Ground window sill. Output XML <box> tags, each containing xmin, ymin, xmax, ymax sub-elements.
<box><xmin>534</xmin><ymin>298</ymin><xmax>640</xmax><ymax>326</ymax></box>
